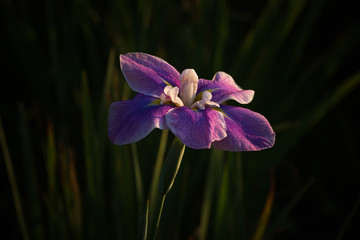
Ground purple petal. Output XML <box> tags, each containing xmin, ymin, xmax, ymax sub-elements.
<box><xmin>165</xmin><ymin>107</ymin><xmax>227</xmax><ymax>149</ymax></box>
<box><xmin>197</xmin><ymin>71</ymin><xmax>254</xmax><ymax>104</ymax></box>
<box><xmin>108</xmin><ymin>94</ymin><xmax>173</xmax><ymax>145</ymax></box>
<box><xmin>120</xmin><ymin>53</ymin><xmax>180</xmax><ymax>97</ymax></box>
<box><xmin>212</xmin><ymin>105</ymin><xmax>275</xmax><ymax>151</ymax></box>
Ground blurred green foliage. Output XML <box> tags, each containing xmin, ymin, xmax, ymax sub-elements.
<box><xmin>1</xmin><ymin>0</ymin><xmax>360</xmax><ymax>239</ymax></box>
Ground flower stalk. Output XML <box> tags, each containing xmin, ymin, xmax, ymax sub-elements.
<box><xmin>159</xmin><ymin>138</ymin><xmax>185</xmax><ymax>195</ymax></box>
<box><xmin>153</xmin><ymin>138</ymin><xmax>185</xmax><ymax>240</ymax></box>
<box><xmin>138</xmin><ymin>200</ymin><xmax>149</xmax><ymax>240</ymax></box>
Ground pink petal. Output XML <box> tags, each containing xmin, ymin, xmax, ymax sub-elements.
<box><xmin>165</xmin><ymin>107</ymin><xmax>227</xmax><ymax>149</ymax></box>
<box><xmin>108</xmin><ymin>94</ymin><xmax>173</xmax><ymax>145</ymax></box>
<box><xmin>212</xmin><ymin>105</ymin><xmax>275</xmax><ymax>151</ymax></box>
<box><xmin>120</xmin><ymin>53</ymin><xmax>180</xmax><ymax>97</ymax></box>
<box><xmin>198</xmin><ymin>71</ymin><xmax>254</xmax><ymax>104</ymax></box>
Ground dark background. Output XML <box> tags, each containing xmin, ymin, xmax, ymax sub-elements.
<box><xmin>1</xmin><ymin>0</ymin><xmax>360</xmax><ymax>239</ymax></box>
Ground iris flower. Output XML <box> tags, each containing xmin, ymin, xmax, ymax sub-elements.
<box><xmin>108</xmin><ymin>52</ymin><xmax>275</xmax><ymax>151</ymax></box>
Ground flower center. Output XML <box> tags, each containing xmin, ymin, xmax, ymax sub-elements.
<box><xmin>160</xmin><ymin>69</ymin><xmax>219</xmax><ymax>110</ymax></box>
<box><xmin>190</xmin><ymin>91</ymin><xmax>219</xmax><ymax>110</ymax></box>
<box><xmin>160</xmin><ymin>86</ymin><xmax>184</xmax><ymax>107</ymax></box>
<box><xmin>179</xmin><ymin>69</ymin><xmax>198</xmax><ymax>107</ymax></box>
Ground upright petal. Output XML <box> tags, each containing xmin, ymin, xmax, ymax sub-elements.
<box><xmin>179</xmin><ymin>69</ymin><xmax>199</xmax><ymax>107</ymax></box>
<box><xmin>197</xmin><ymin>71</ymin><xmax>254</xmax><ymax>104</ymax></box>
<box><xmin>108</xmin><ymin>94</ymin><xmax>173</xmax><ymax>145</ymax></box>
<box><xmin>165</xmin><ymin>107</ymin><xmax>227</xmax><ymax>149</ymax></box>
<box><xmin>212</xmin><ymin>105</ymin><xmax>275</xmax><ymax>151</ymax></box>
<box><xmin>120</xmin><ymin>53</ymin><xmax>180</xmax><ymax>97</ymax></box>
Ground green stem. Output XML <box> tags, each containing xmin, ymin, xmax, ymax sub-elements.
<box><xmin>138</xmin><ymin>200</ymin><xmax>149</xmax><ymax>240</ymax></box>
<box><xmin>159</xmin><ymin>138</ymin><xmax>185</xmax><ymax>195</ymax></box>
<box><xmin>151</xmin><ymin>138</ymin><xmax>185</xmax><ymax>240</ymax></box>
<box><xmin>153</xmin><ymin>194</ymin><xmax>166</xmax><ymax>240</ymax></box>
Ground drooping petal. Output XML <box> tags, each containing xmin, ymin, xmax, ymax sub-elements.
<box><xmin>108</xmin><ymin>94</ymin><xmax>173</xmax><ymax>145</ymax></box>
<box><xmin>197</xmin><ymin>71</ymin><xmax>254</xmax><ymax>104</ymax></box>
<box><xmin>165</xmin><ymin>107</ymin><xmax>227</xmax><ymax>149</ymax></box>
<box><xmin>212</xmin><ymin>105</ymin><xmax>275</xmax><ymax>151</ymax></box>
<box><xmin>120</xmin><ymin>53</ymin><xmax>180</xmax><ymax>97</ymax></box>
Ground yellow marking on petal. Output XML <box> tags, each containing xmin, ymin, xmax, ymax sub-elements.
<box><xmin>212</xmin><ymin>107</ymin><xmax>230</xmax><ymax>119</ymax></box>
<box><xmin>162</xmin><ymin>79</ymin><xmax>171</xmax><ymax>86</ymax></box>
<box><xmin>194</xmin><ymin>92</ymin><xmax>202</xmax><ymax>102</ymax></box>
<box><xmin>147</xmin><ymin>98</ymin><xmax>176</xmax><ymax>107</ymax></box>
<box><xmin>147</xmin><ymin>99</ymin><xmax>162</xmax><ymax>106</ymax></box>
